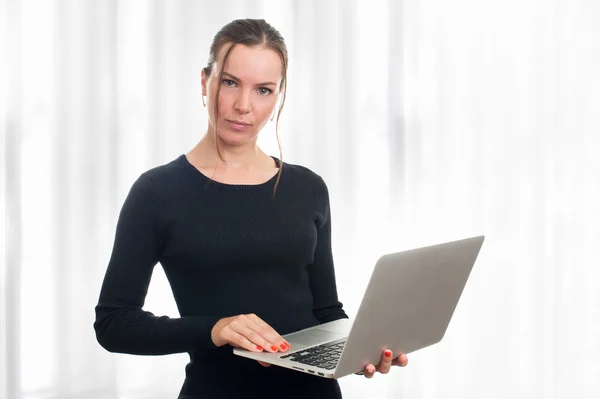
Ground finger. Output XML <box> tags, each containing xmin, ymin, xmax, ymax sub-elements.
<box><xmin>257</xmin><ymin>361</ymin><xmax>272</xmax><ymax>368</ymax></box>
<box><xmin>247</xmin><ymin>314</ymin><xmax>291</xmax><ymax>352</ymax></box>
<box><xmin>226</xmin><ymin>330</ymin><xmax>264</xmax><ymax>352</ymax></box>
<box><xmin>363</xmin><ymin>364</ymin><xmax>376</xmax><ymax>379</ymax></box>
<box><xmin>229</xmin><ymin>316</ymin><xmax>279</xmax><ymax>353</ymax></box>
<box><xmin>378</xmin><ymin>349</ymin><xmax>393</xmax><ymax>374</ymax></box>
<box><xmin>393</xmin><ymin>352</ymin><xmax>409</xmax><ymax>367</ymax></box>
<box><xmin>247</xmin><ymin>314</ymin><xmax>291</xmax><ymax>351</ymax></box>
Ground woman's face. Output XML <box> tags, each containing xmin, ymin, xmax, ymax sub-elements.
<box><xmin>202</xmin><ymin>44</ymin><xmax>282</xmax><ymax>147</ymax></box>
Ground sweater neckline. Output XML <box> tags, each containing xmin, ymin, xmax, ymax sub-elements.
<box><xmin>179</xmin><ymin>154</ymin><xmax>281</xmax><ymax>188</ymax></box>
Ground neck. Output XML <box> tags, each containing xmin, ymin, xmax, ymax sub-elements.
<box><xmin>189</xmin><ymin>131</ymin><xmax>269</xmax><ymax>169</ymax></box>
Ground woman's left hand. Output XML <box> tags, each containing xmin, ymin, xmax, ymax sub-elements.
<box><xmin>357</xmin><ymin>349</ymin><xmax>408</xmax><ymax>378</ymax></box>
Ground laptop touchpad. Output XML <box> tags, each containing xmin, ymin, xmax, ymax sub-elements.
<box><xmin>284</xmin><ymin>329</ymin><xmax>345</xmax><ymax>346</ymax></box>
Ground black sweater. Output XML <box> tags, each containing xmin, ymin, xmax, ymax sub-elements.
<box><xmin>94</xmin><ymin>154</ymin><xmax>348</xmax><ymax>398</ymax></box>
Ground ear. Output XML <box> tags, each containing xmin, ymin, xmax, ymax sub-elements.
<box><xmin>201</xmin><ymin>68</ymin><xmax>207</xmax><ymax>96</ymax></box>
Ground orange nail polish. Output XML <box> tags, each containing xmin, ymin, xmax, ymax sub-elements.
<box><xmin>280</xmin><ymin>343</ymin><xmax>287</xmax><ymax>350</ymax></box>
<box><xmin>271</xmin><ymin>345</ymin><xmax>278</xmax><ymax>351</ymax></box>
<box><xmin>385</xmin><ymin>350</ymin><xmax>392</xmax><ymax>357</ymax></box>
<box><xmin>256</xmin><ymin>346</ymin><xmax>263</xmax><ymax>351</ymax></box>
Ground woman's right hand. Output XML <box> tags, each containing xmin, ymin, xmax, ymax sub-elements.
<box><xmin>211</xmin><ymin>313</ymin><xmax>291</xmax><ymax>355</ymax></box>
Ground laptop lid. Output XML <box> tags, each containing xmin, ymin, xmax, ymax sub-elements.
<box><xmin>333</xmin><ymin>235</ymin><xmax>485</xmax><ymax>378</ymax></box>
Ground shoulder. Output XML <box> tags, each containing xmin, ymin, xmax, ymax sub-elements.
<box><xmin>140</xmin><ymin>155</ymin><xmax>188</xmax><ymax>186</ymax></box>
<box><xmin>125</xmin><ymin>155</ymin><xmax>192</xmax><ymax>205</ymax></box>
<box><xmin>279</xmin><ymin>160</ymin><xmax>331</xmax><ymax>218</ymax></box>
<box><xmin>280</xmin><ymin>160</ymin><xmax>328</xmax><ymax>193</ymax></box>
<box><xmin>280</xmin><ymin>161</ymin><xmax>332</xmax><ymax>227</ymax></box>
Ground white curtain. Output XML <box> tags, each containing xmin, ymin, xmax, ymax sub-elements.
<box><xmin>2</xmin><ymin>0</ymin><xmax>599</xmax><ymax>398</ymax></box>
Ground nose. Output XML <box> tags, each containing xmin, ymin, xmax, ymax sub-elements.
<box><xmin>234</xmin><ymin>90</ymin><xmax>251</xmax><ymax>114</ymax></box>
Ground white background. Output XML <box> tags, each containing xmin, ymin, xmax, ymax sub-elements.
<box><xmin>1</xmin><ymin>0</ymin><xmax>599</xmax><ymax>398</ymax></box>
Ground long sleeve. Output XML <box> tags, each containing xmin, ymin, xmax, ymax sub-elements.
<box><xmin>307</xmin><ymin>178</ymin><xmax>348</xmax><ymax>324</ymax></box>
<box><xmin>93</xmin><ymin>174</ymin><xmax>221</xmax><ymax>355</ymax></box>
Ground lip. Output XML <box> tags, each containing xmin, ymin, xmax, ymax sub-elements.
<box><xmin>226</xmin><ymin>119</ymin><xmax>252</xmax><ymax>126</ymax></box>
<box><xmin>226</xmin><ymin>119</ymin><xmax>252</xmax><ymax>131</ymax></box>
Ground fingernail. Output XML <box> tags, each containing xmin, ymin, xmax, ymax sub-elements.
<box><xmin>385</xmin><ymin>350</ymin><xmax>392</xmax><ymax>358</ymax></box>
<box><xmin>368</xmin><ymin>366</ymin><xmax>375</xmax><ymax>373</ymax></box>
<box><xmin>256</xmin><ymin>346</ymin><xmax>263</xmax><ymax>351</ymax></box>
<box><xmin>280</xmin><ymin>343</ymin><xmax>288</xmax><ymax>350</ymax></box>
<box><xmin>271</xmin><ymin>345</ymin><xmax>278</xmax><ymax>352</ymax></box>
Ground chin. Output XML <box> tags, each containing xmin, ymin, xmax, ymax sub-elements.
<box><xmin>217</xmin><ymin>130</ymin><xmax>258</xmax><ymax>146</ymax></box>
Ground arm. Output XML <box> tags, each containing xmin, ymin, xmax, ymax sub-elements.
<box><xmin>307</xmin><ymin>177</ymin><xmax>349</xmax><ymax>324</ymax></box>
<box><xmin>93</xmin><ymin>174</ymin><xmax>221</xmax><ymax>355</ymax></box>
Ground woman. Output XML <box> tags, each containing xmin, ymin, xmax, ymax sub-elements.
<box><xmin>94</xmin><ymin>18</ymin><xmax>408</xmax><ymax>398</ymax></box>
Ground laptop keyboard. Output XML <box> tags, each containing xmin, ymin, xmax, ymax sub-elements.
<box><xmin>279</xmin><ymin>340</ymin><xmax>346</xmax><ymax>370</ymax></box>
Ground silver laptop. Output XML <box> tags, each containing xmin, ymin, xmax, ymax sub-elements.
<box><xmin>233</xmin><ymin>235</ymin><xmax>485</xmax><ymax>379</ymax></box>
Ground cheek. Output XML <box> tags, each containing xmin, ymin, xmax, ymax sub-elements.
<box><xmin>217</xmin><ymin>96</ymin><xmax>228</xmax><ymax>118</ymax></box>
<box><xmin>256</xmin><ymin>98</ymin><xmax>277</xmax><ymax>120</ymax></box>
<box><xmin>210</xmin><ymin>91</ymin><xmax>233</xmax><ymax>120</ymax></box>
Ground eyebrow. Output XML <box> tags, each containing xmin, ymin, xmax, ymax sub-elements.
<box><xmin>222</xmin><ymin>72</ymin><xmax>277</xmax><ymax>87</ymax></box>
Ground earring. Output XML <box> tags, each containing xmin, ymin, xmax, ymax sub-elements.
<box><xmin>202</xmin><ymin>95</ymin><xmax>206</xmax><ymax>107</ymax></box>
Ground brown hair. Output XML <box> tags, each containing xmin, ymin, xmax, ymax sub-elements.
<box><xmin>204</xmin><ymin>18</ymin><xmax>288</xmax><ymax>197</ymax></box>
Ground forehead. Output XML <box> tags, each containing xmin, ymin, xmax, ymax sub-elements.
<box><xmin>218</xmin><ymin>44</ymin><xmax>282</xmax><ymax>83</ymax></box>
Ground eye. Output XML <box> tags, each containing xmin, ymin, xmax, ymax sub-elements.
<box><xmin>257</xmin><ymin>87</ymin><xmax>273</xmax><ymax>96</ymax></box>
<box><xmin>222</xmin><ymin>79</ymin><xmax>236</xmax><ymax>87</ymax></box>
